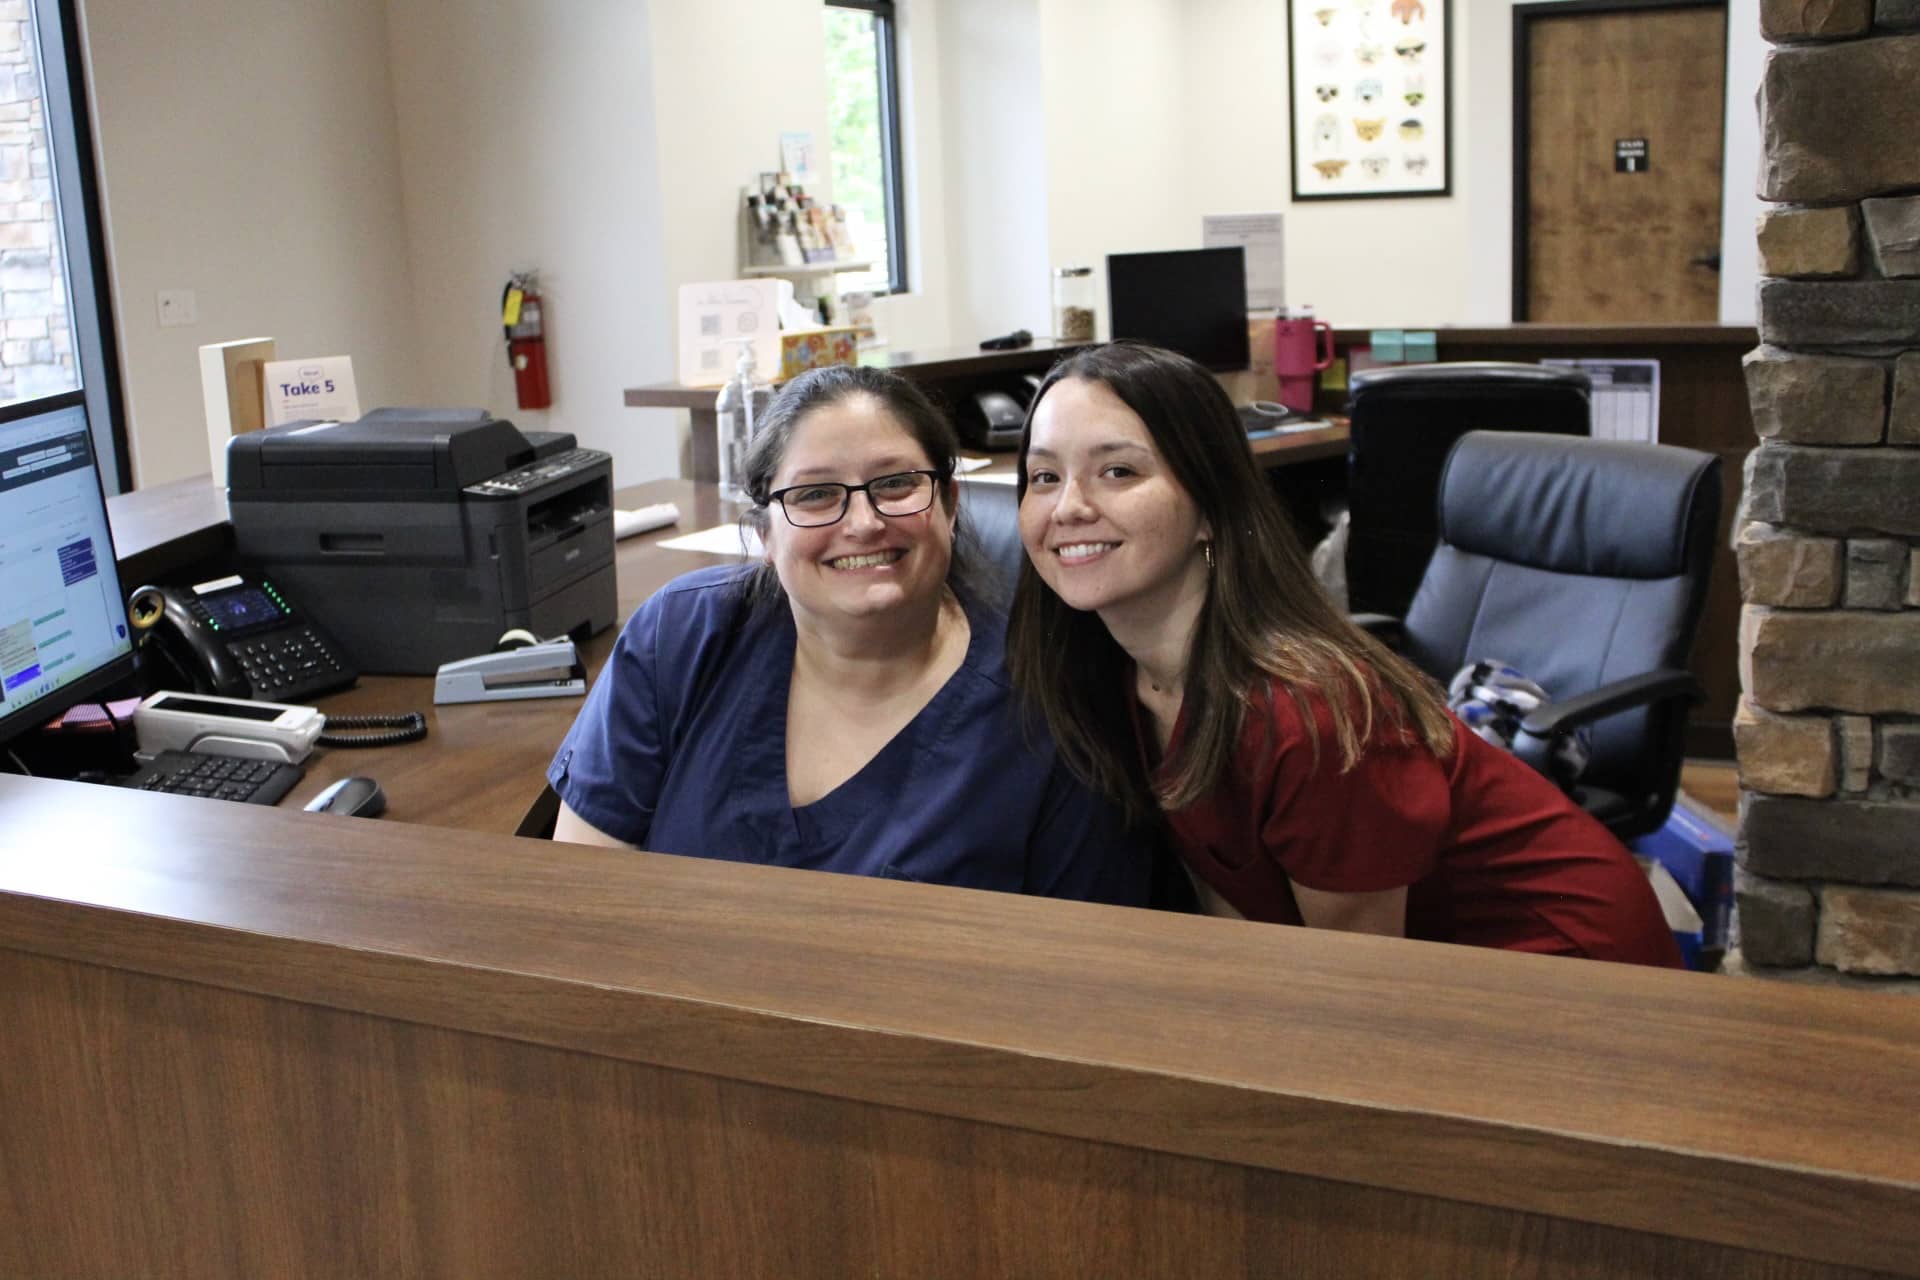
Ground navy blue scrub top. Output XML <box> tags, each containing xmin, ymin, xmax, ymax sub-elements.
<box><xmin>548</xmin><ymin>565</ymin><xmax>1148</xmax><ymax>905</ymax></box>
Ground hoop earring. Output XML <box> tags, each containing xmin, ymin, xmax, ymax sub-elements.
<box><xmin>1202</xmin><ymin>541</ymin><xmax>1215</xmax><ymax>570</ymax></box>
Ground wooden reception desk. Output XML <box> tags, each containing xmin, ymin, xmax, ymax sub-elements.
<box><xmin>3</xmin><ymin>772</ymin><xmax>1916</xmax><ymax>1278</ymax></box>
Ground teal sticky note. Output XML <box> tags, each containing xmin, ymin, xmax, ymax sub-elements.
<box><xmin>1404</xmin><ymin>330</ymin><xmax>1438</xmax><ymax>363</ymax></box>
<box><xmin>1370</xmin><ymin>329</ymin><xmax>1405</xmax><ymax>363</ymax></box>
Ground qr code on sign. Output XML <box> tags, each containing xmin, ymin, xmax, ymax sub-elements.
<box><xmin>700</xmin><ymin>313</ymin><xmax>722</xmax><ymax>337</ymax></box>
<box><xmin>700</xmin><ymin>349</ymin><xmax>721</xmax><ymax>370</ymax></box>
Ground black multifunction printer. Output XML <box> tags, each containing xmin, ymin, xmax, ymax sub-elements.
<box><xmin>227</xmin><ymin>408</ymin><xmax>616</xmax><ymax>674</ymax></box>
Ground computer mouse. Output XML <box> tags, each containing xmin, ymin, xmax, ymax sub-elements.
<box><xmin>304</xmin><ymin>775</ymin><xmax>387</xmax><ymax>818</ymax></box>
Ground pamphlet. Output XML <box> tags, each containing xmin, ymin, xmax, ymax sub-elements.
<box><xmin>262</xmin><ymin>356</ymin><xmax>360</xmax><ymax>427</ymax></box>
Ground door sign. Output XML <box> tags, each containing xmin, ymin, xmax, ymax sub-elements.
<box><xmin>1615</xmin><ymin>138</ymin><xmax>1649</xmax><ymax>173</ymax></box>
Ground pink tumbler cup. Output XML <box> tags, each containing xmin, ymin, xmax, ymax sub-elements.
<box><xmin>1274</xmin><ymin>316</ymin><xmax>1335</xmax><ymax>412</ymax></box>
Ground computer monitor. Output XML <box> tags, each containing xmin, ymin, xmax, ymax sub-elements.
<box><xmin>1106</xmin><ymin>247</ymin><xmax>1252</xmax><ymax>373</ymax></box>
<box><xmin>0</xmin><ymin>391</ymin><xmax>135</xmax><ymax>751</ymax></box>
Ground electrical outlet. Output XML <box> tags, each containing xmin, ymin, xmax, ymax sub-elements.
<box><xmin>156</xmin><ymin>288</ymin><xmax>197</xmax><ymax>327</ymax></box>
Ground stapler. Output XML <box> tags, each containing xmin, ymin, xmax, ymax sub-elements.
<box><xmin>433</xmin><ymin>638</ymin><xmax>586</xmax><ymax>705</ymax></box>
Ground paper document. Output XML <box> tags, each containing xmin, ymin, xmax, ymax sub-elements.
<box><xmin>263</xmin><ymin>356</ymin><xmax>359</xmax><ymax>427</ymax></box>
<box><xmin>656</xmin><ymin>523</ymin><xmax>763</xmax><ymax>557</ymax></box>
<box><xmin>1202</xmin><ymin>213</ymin><xmax>1285</xmax><ymax>311</ymax></box>
<box><xmin>1543</xmin><ymin>359</ymin><xmax>1661</xmax><ymax>442</ymax></box>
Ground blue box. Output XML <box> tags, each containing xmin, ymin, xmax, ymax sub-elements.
<box><xmin>1631</xmin><ymin>798</ymin><xmax>1734</xmax><ymax>970</ymax></box>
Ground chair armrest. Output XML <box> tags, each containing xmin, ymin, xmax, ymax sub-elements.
<box><xmin>1518</xmin><ymin>668</ymin><xmax>1701</xmax><ymax>739</ymax></box>
<box><xmin>1348</xmin><ymin>613</ymin><xmax>1405</xmax><ymax>648</ymax></box>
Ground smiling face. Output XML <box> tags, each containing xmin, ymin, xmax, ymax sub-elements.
<box><xmin>764</xmin><ymin>393</ymin><xmax>955</xmax><ymax>628</ymax></box>
<box><xmin>1018</xmin><ymin>377</ymin><xmax>1211</xmax><ymax>624</ymax></box>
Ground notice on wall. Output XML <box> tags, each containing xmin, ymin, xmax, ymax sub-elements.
<box><xmin>779</xmin><ymin>131</ymin><xmax>816</xmax><ymax>184</ymax></box>
<box><xmin>1615</xmin><ymin>138</ymin><xmax>1650</xmax><ymax>173</ymax></box>
<box><xmin>1203</xmin><ymin>213</ymin><xmax>1286</xmax><ymax>312</ymax></box>
<box><xmin>1543</xmin><ymin>358</ymin><xmax>1661</xmax><ymax>442</ymax></box>
<box><xmin>262</xmin><ymin>356</ymin><xmax>360</xmax><ymax>427</ymax></box>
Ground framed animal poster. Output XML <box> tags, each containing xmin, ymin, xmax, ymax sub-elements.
<box><xmin>1288</xmin><ymin>0</ymin><xmax>1451</xmax><ymax>201</ymax></box>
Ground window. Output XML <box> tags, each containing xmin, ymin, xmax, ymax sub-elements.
<box><xmin>6</xmin><ymin>0</ymin><xmax>127</xmax><ymax>492</ymax></box>
<box><xmin>823</xmin><ymin>1</ymin><xmax>907</xmax><ymax>295</ymax></box>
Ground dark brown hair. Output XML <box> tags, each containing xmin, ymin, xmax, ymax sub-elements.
<box><xmin>738</xmin><ymin>364</ymin><xmax>994</xmax><ymax>609</ymax></box>
<box><xmin>1006</xmin><ymin>342</ymin><xmax>1454</xmax><ymax>822</ymax></box>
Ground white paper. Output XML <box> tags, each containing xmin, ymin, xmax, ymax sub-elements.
<box><xmin>262</xmin><ymin>356</ymin><xmax>359</xmax><ymax>427</ymax></box>
<box><xmin>956</xmin><ymin>456</ymin><xmax>994</xmax><ymax>473</ymax></box>
<box><xmin>779</xmin><ymin>130</ymin><xmax>815</xmax><ymax>184</ymax></box>
<box><xmin>962</xmin><ymin>471</ymin><xmax>1020</xmax><ymax>486</ymax></box>
<box><xmin>1203</xmin><ymin>213</ymin><xmax>1286</xmax><ymax>311</ymax></box>
<box><xmin>678</xmin><ymin>280</ymin><xmax>782</xmax><ymax>388</ymax></box>
<box><xmin>199</xmin><ymin>337</ymin><xmax>273</xmax><ymax>485</ymax></box>
<box><xmin>656</xmin><ymin>522</ymin><xmax>763</xmax><ymax>557</ymax></box>
<box><xmin>1542</xmin><ymin>358</ymin><xmax>1661</xmax><ymax>442</ymax></box>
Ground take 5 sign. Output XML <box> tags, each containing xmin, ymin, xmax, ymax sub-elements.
<box><xmin>263</xmin><ymin>356</ymin><xmax>361</xmax><ymax>426</ymax></box>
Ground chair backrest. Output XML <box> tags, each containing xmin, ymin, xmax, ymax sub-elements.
<box><xmin>1402</xmin><ymin>431</ymin><xmax>1721</xmax><ymax>834</ymax></box>
<box><xmin>1345</xmin><ymin>362</ymin><xmax>1591</xmax><ymax>618</ymax></box>
<box><xmin>957</xmin><ymin>477</ymin><xmax>1025</xmax><ymax>609</ymax></box>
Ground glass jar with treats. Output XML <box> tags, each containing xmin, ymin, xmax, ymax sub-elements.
<box><xmin>1052</xmin><ymin>267</ymin><xmax>1096</xmax><ymax>342</ymax></box>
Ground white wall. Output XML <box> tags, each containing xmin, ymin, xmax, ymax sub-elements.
<box><xmin>1177</xmin><ymin>0</ymin><xmax>1474</xmax><ymax>327</ymax></box>
<box><xmin>1008</xmin><ymin>0</ymin><xmax>1760</xmax><ymax>330</ymax></box>
<box><xmin>1032</xmin><ymin>0</ymin><xmax>1473</xmax><ymax>329</ymax></box>
<box><xmin>869</xmin><ymin>0</ymin><xmax>958</xmax><ymax>352</ymax></box>
<box><xmin>932</xmin><ymin>0</ymin><xmax>1049</xmax><ymax>342</ymax></box>
<box><xmin>1036</xmin><ymin>0</ymin><xmax>1193</xmax><ymax>338</ymax></box>
<box><xmin>82</xmin><ymin>0</ymin><xmax>423</xmax><ymax>487</ymax></box>
<box><xmin>384</xmin><ymin>0</ymin><xmax>671</xmax><ymax>488</ymax></box>
<box><xmin>640</xmin><ymin>0</ymin><xmax>952</xmax><ymax>467</ymax></box>
<box><xmin>81</xmin><ymin>0</ymin><xmax>1765</xmax><ymax>493</ymax></box>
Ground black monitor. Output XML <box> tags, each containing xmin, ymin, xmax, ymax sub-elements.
<box><xmin>1106</xmin><ymin>247</ymin><xmax>1251</xmax><ymax>372</ymax></box>
<box><xmin>0</xmin><ymin>391</ymin><xmax>135</xmax><ymax>751</ymax></box>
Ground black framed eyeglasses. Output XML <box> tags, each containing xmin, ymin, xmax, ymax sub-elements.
<box><xmin>764</xmin><ymin>469</ymin><xmax>942</xmax><ymax>528</ymax></box>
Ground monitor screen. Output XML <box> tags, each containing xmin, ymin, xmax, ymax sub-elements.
<box><xmin>1106</xmin><ymin>247</ymin><xmax>1252</xmax><ymax>372</ymax></box>
<box><xmin>0</xmin><ymin>392</ymin><xmax>134</xmax><ymax>748</ymax></box>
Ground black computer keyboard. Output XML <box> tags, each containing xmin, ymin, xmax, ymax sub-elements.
<box><xmin>115</xmin><ymin>750</ymin><xmax>305</xmax><ymax>805</ymax></box>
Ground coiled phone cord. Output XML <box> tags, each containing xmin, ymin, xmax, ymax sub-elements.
<box><xmin>318</xmin><ymin>711</ymin><xmax>428</xmax><ymax>749</ymax></box>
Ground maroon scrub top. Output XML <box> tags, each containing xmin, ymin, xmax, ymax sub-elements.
<box><xmin>1145</xmin><ymin>677</ymin><xmax>1681</xmax><ymax>966</ymax></box>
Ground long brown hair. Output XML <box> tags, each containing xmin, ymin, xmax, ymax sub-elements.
<box><xmin>1006</xmin><ymin>342</ymin><xmax>1454</xmax><ymax>823</ymax></box>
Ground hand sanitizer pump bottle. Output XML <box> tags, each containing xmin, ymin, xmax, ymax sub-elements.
<box><xmin>715</xmin><ymin>340</ymin><xmax>770</xmax><ymax>503</ymax></box>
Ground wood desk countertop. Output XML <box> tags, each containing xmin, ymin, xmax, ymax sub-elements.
<box><xmin>93</xmin><ymin>476</ymin><xmax>743</xmax><ymax>830</ymax></box>
<box><xmin>0</xmin><ymin>778</ymin><xmax>1916</xmax><ymax>1276</ymax></box>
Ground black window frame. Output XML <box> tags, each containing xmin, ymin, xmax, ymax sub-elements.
<box><xmin>825</xmin><ymin>0</ymin><xmax>909</xmax><ymax>296</ymax></box>
<box><xmin>25</xmin><ymin>0</ymin><xmax>130</xmax><ymax>494</ymax></box>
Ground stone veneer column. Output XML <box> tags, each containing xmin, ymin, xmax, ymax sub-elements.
<box><xmin>1733</xmin><ymin>0</ymin><xmax>1920</xmax><ymax>985</ymax></box>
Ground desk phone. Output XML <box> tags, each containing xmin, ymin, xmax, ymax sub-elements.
<box><xmin>133</xmin><ymin>574</ymin><xmax>358</xmax><ymax>703</ymax></box>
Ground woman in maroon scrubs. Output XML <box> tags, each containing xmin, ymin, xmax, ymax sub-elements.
<box><xmin>1007</xmin><ymin>342</ymin><xmax>1678</xmax><ymax>965</ymax></box>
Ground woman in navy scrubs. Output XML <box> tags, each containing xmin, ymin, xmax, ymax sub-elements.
<box><xmin>548</xmin><ymin>365</ymin><xmax>1149</xmax><ymax>906</ymax></box>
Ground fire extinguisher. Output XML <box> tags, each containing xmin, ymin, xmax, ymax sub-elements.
<box><xmin>502</xmin><ymin>271</ymin><xmax>552</xmax><ymax>410</ymax></box>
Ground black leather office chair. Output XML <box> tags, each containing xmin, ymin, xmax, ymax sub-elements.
<box><xmin>1345</xmin><ymin>362</ymin><xmax>1591</xmax><ymax>618</ymax></box>
<box><xmin>958</xmin><ymin>477</ymin><xmax>1025</xmax><ymax>609</ymax></box>
<box><xmin>1362</xmin><ymin>431</ymin><xmax>1721</xmax><ymax>841</ymax></box>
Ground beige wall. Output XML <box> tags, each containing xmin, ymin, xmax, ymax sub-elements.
<box><xmin>384</xmin><ymin>0</ymin><xmax>671</xmax><ymax>487</ymax></box>
<box><xmin>81</xmin><ymin>0</ymin><xmax>422</xmax><ymax>487</ymax></box>
<box><xmin>78</xmin><ymin>0</ymin><xmax>1767</xmax><ymax>491</ymax></box>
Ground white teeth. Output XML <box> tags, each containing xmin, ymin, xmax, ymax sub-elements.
<box><xmin>829</xmin><ymin>550</ymin><xmax>904</xmax><ymax>570</ymax></box>
<box><xmin>1056</xmin><ymin>542</ymin><xmax>1116</xmax><ymax>562</ymax></box>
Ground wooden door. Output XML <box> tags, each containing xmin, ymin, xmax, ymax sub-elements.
<box><xmin>1518</xmin><ymin>3</ymin><xmax>1726</xmax><ymax>322</ymax></box>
